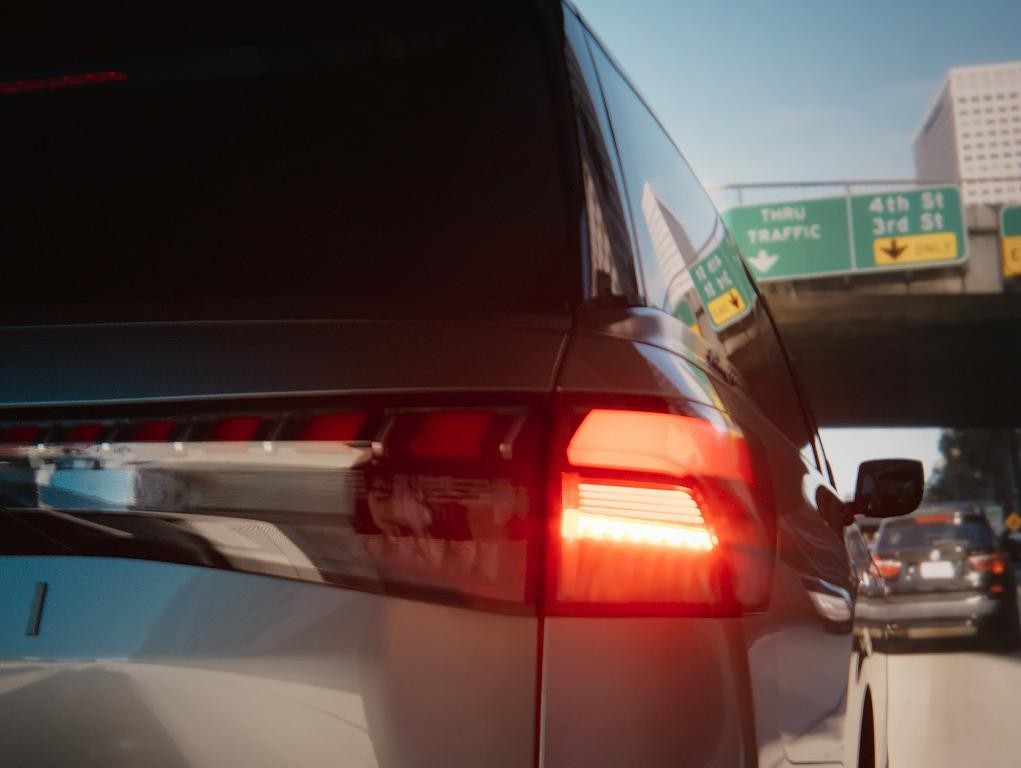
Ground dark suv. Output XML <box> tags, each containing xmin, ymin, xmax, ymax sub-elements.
<box><xmin>0</xmin><ymin>3</ymin><xmax>921</xmax><ymax>766</ymax></box>
<box><xmin>873</xmin><ymin>507</ymin><xmax>1020</xmax><ymax>649</ymax></box>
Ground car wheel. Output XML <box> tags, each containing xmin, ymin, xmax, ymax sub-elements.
<box><xmin>859</xmin><ymin>691</ymin><xmax>875</xmax><ymax>768</ymax></box>
<box><xmin>997</xmin><ymin>618</ymin><xmax>1021</xmax><ymax>653</ymax></box>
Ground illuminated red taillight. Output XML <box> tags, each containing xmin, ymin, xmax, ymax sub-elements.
<box><xmin>873</xmin><ymin>558</ymin><xmax>902</xmax><ymax>580</ymax></box>
<box><xmin>566</xmin><ymin>409</ymin><xmax>753</xmax><ymax>483</ymax></box>
<box><xmin>561</xmin><ymin>478</ymin><xmax>714</xmax><ymax>551</ymax></box>
<box><xmin>968</xmin><ymin>553</ymin><xmax>1007</xmax><ymax>575</ymax></box>
<box><xmin>548</xmin><ymin>407</ymin><xmax>771</xmax><ymax>616</ymax></box>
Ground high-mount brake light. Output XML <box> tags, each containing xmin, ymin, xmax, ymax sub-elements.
<box><xmin>550</xmin><ymin>407</ymin><xmax>769</xmax><ymax>616</ymax></box>
<box><xmin>915</xmin><ymin>513</ymin><xmax>953</xmax><ymax>524</ymax></box>
<box><xmin>0</xmin><ymin>70</ymin><xmax>127</xmax><ymax>96</ymax></box>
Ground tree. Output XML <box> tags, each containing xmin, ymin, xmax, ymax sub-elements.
<box><xmin>927</xmin><ymin>429</ymin><xmax>1020</xmax><ymax>514</ymax></box>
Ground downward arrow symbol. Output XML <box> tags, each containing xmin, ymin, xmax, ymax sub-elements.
<box><xmin>748</xmin><ymin>249</ymin><xmax>779</xmax><ymax>274</ymax></box>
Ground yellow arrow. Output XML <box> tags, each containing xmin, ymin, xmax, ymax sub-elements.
<box><xmin>706</xmin><ymin>288</ymin><xmax>745</xmax><ymax>326</ymax></box>
<box><xmin>873</xmin><ymin>232</ymin><xmax>958</xmax><ymax>265</ymax></box>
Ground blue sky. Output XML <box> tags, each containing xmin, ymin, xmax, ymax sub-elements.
<box><xmin>570</xmin><ymin>0</ymin><xmax>1021</xmax><ymax>494</ymax></box>
<box><xmin>572</xmin><ymin>0</ymin><xmax>1021</xmax><ymax>186</ymax></box>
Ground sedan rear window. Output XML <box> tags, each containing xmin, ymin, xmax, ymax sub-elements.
<box><xmin>876</xmin><ymin>517</ymin><xmax>996</xmax><ymax>553</ymax></box>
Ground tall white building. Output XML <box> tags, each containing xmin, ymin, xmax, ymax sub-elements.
<box><xmin>913</xmin><ymin>61</ymin><xmax>1021</xmax><ymax>205</ymax></box>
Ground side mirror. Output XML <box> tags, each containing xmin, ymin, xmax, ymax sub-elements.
<box><xmin>851</xmin><ymin>459</ymin><xmax>923</xmax><ymax>519</ymax></box>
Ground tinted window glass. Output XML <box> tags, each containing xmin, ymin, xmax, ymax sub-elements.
<box><xmin>563</xmin><ymin>11</ymin><xmax>638</xmax><ymax>302</ymax></box>
<box><xmin>588</xmin><ymin>39</ymin><xmax>812</xmax><ymax>452</ymax></box>
<box><xmin>0</xmin><ymin>4</ymin><xmax>575</xmax><ymax>320</ymax></box>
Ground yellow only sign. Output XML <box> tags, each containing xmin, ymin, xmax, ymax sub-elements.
<box><xmin>1003</xmin><ymin>235</ymin><xmax>1021</xmax><ymax>278</ymax></box>
<box><xmin>1005</xmin><ymin>512</ymin><xmax>1021</xmax><ymax>532</ymax></box>
<box><xmin>873</xmin><ymin>232</ymin><xmax>959</xmax><ymax>266</ymax></box>
<box><xmin>706</xmin><ymin>288</ymin><xmax>746</xmax><ymax>327</ymax></box>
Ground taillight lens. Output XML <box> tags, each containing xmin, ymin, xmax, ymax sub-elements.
<box><xmin>872</xmin><ymin>558</ymin><xmax>902</xmax><ymax>580</ymax></box>
<box><xmin>0</xmin><ymin>401</ymin><xmax>774</xmax><ymax>618</ymax></box>
<box><xmin>548</xmin><ymin>407</ymin><xmax>772</xmax><ymax>617</ymax></box>
<box><xmin>968</xmin><ymin>553</ymin><xmax>1007</xmax><ymax>575</ymax></box>
<box><xmin>561</xmin><ymin>478</ymin><xmax>715</xmax><ymax>552</ymax></box>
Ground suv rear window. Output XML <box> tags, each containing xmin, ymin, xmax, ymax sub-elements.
<box><xmin>876</xmin><ymin>514</ymin><xmax>996</xmax><ymax>553</ymax></box>
<box><xmin>0</xmin><ymin>4</ymin><xmax>575</xmax><ymax>321</ymax></box>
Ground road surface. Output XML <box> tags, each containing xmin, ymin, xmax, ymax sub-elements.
<box><xmin>884</xmin><ymin>584</ymin><xmax>1021</xmax><ymax>768</ymax></box>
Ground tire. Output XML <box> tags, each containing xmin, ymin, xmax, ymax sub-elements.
<box><xmin>858</xmin><ymin>692</ymin><xmax>876</xmax><ymax>768</ymax></box>
<box><xmin>997</xmin><ymin>615</ymin><xmax>1021</xmax><ymax>653</ymax></box>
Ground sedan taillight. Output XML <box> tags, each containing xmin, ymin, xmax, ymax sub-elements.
<box><xmin>968</xmin><ymin>553</ymin><xmax>1007</xmax><ymax>575</ymax></box>
<box><xmin>872</xmin><ymin>558</ymin><xmax>902</xmax><ymax>580</ymax></box>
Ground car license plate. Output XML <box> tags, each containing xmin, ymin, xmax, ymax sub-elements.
<box><xmin>920</xmin><ymin>561</ymin><xmax>954</xmax><ymax>579</ymax></box>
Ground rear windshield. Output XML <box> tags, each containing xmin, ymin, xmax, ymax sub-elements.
<box><xmin>876</xmin><ymin>517</ymin><xmax>995</xmax><ymax>553</ymax></box>
<box><xmin>0</xmin><ymin>4</ymin><xmax>575</xmax><ymax>321</ymax></box>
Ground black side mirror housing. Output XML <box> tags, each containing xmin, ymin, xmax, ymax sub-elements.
<box><xmin>851</xmin><ymin>459</ymin><xmax>924</xmax><ymax>519</ymax></box>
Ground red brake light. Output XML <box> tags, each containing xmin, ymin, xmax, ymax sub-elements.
<box><xmin>873</xmin><ymin>558</ymin><xmax>902</xmax><ymax>579</ymax></box>
<box><xmin>968</xmin><ymin>553</ymin><xmax>1006</xmax><ymax>575</ymax></box>
<box><xmin>915</xmin><ymin>513</ymin><xmax>952</xmax><ymax>524</ymax></box>
<box><xmin>566</xmin><ymin>409</ymin><xmax>754</xmax><ymax>483</ymax></box>
<box><xmin>549</xmin><ymin>406</ymin><xmax>771</xmax><ymax>616</ymax></box>
<box><xmin>0</xmin><ymin>70</ymin><xmax>127</xmax><ymax>96</ymax></box>
<box><xmin>561</xmin><ymin>478</ymin><xmax>715</xmax><ymax>551</ymax></box>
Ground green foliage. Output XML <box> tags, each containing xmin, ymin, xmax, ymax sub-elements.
<box><xmin>927</xmin><ymin>429</ymin><xmax>1018</xmax><ymax>513</ymax></box>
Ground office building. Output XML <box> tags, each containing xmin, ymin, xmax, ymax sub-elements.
<box><xmin>913</xmin><ymin>61</ymin><xmax>1021</xmax><ymax>205</ymax></box>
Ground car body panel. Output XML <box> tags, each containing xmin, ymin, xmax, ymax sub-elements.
<box><xmin>0</xmin><ymin>556</ymin><xmax>538</xmax><ymax>768</ymax></box>
<box><xmin>555</xmin><ymin>314</ymin><xmax>864</xmax><ymax>767</ymax></box>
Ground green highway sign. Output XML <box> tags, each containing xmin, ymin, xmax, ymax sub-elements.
<box><xmin>721</xmin><ymin>197</ymin><xmax>851</xmax><ymax>281</ymax></box>
<box><xmin>1002</xmin><ymin>205</ymin><xmax>1021</xmax><ymax>278</ymax></box>
<box><xmin>691</xmin><ymin>232</ymin><xmax>755</xmax><ymax>330</ymax></box>
<box><xmin>722</xmin><ymin>185</ymin><xmax>968</xmax><ymax>282</ymax></box>
<box><xmin>849</xmin><ymin>186</ymin><xmax>966</xmax><ymax>270</ymax></box>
